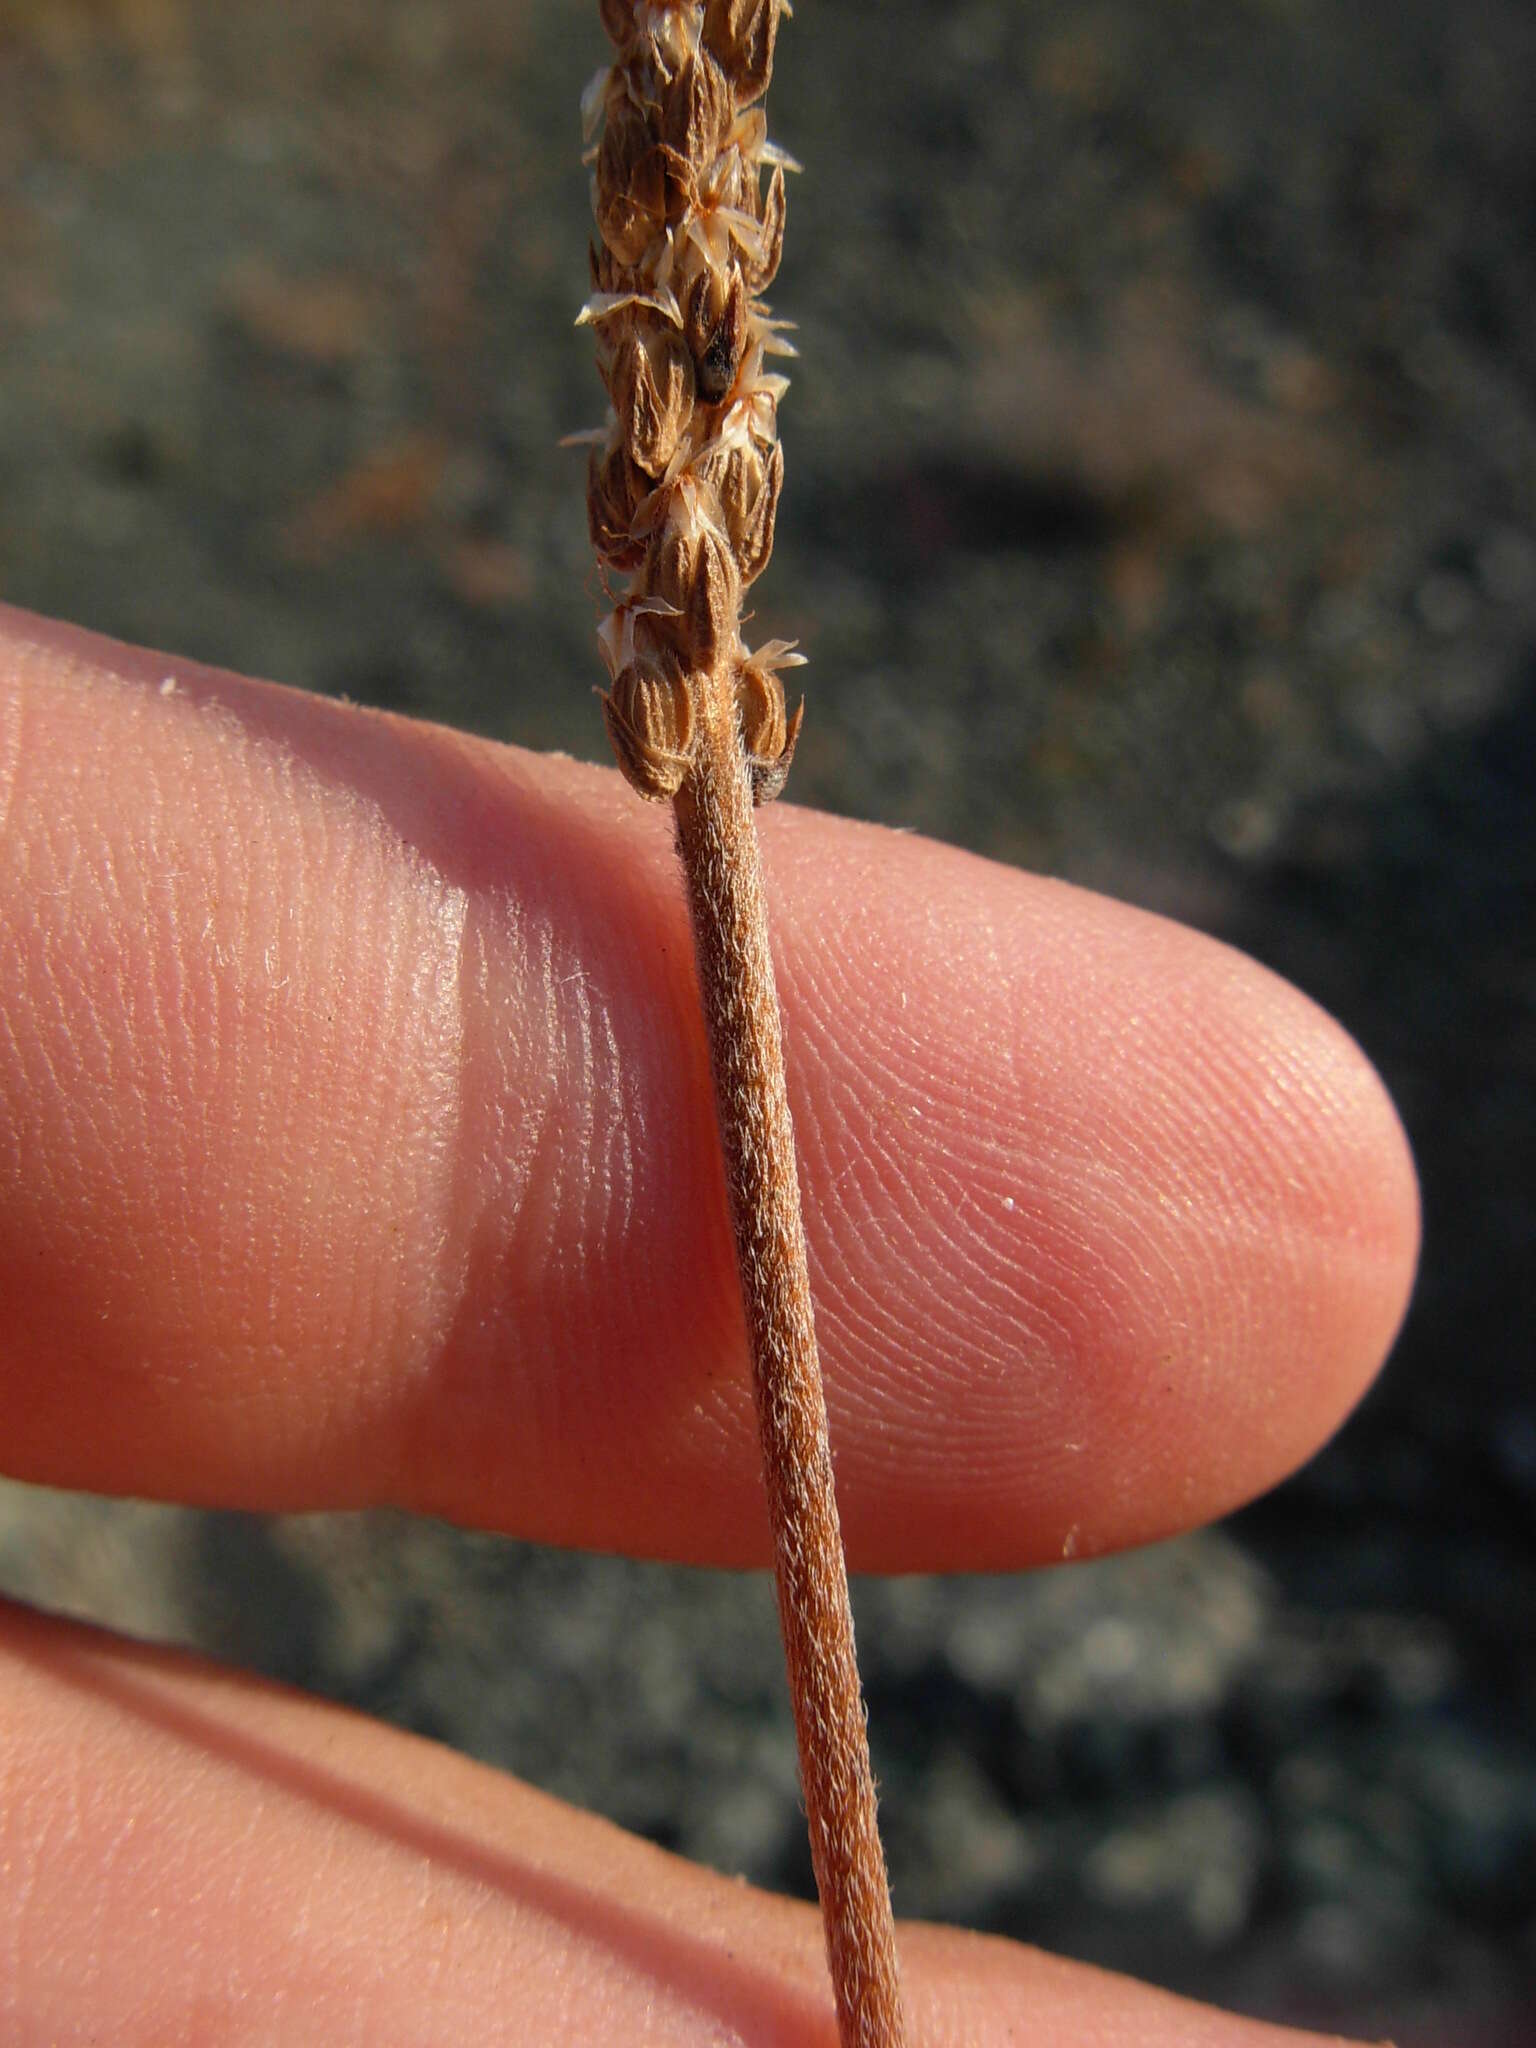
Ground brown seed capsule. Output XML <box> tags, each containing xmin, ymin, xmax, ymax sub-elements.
<box><xmin>587</xmin><ymin>440</ymin><xmax>651</xmax><ymax>571</ymax></box>
<box><xmin>597</xmin><ymin>108</ymin><xmax>695</xmax><ymax>266</ymax></box>
<box><xmin>706</xmin><ymin>0</ymin><xmax>780</xmax><ymax>106</ymax></box>
<box><xmin>694</xmin><ymin>430</ymin><xmax>754</xmax><ymax>518</ymax></box>
<box><xmin>602</xmin><ymin>317</ymin><xmax>695</xmax><ymax>475</ymax></box>
<box><xmin>595</xmin><ymin>135</ymin><xmax>657</xmax><ymax>265</ymax></box>
<box><xmin>738</xmin><ymin>657</ymin><xmax>803</xmax><ymax>804</ymax></box>
<box><xmin>737</xmin><ymin>652</ymin><xmax>786</xmax><ymax>760</ymax></box>
<box><xmin>649</xmin><ymin>494</ymin><xmax>741</xmax><ymax>670</ymax></box>
<box><xmin>662</xmin><ymin>46</ymin><xmax>734</xmax><ymax>166</ymax></box>
<box><xmin>602</xmin><ymin>657</ymin><xmax>697</xmax><ymax>801</ymax></box>
<box><xmin>732</xmin><ymin>435</ymin><xmax>782</xmax><ymax>583</ymax></box>
<box><xmin>686</xmin><ymin>263</ymin><xmax>749</xmax><ymax>402</ymax></box>
<box><xmin>594</xmin><ymin>85</ymin><xmax>647</xmax><ymax>189</ymax></box>
<box><xmin>695</xmin><ymin>432</ymin><xmax>780</xmax><ymax>584</ymax></box>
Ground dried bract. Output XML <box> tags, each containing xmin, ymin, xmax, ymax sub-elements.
<box><xmin>686</xmin><ymin>262</ymin><xmax>749</xmax><ymax>401</ymax></box>
<box><xmin>748</xmin><ymin>695</ymin><xmax>802</xmax><ymax>803</ymax></box>
<box><xmin>596</xmin><ymin>86</ymin><xmax>696</xmax><ymax>266</ymax></box>
<box><xmin>662</xmin><ymin>47</ymin><xmax>734</xmax><ymax>164</ymax></box>
<box><xmin>587</xmin><ymin>439</ymin><xmax>651</xmax><ymax>572</ymax></box>
<box><xmin>705</xmin><ymin>0</ymin><xmax>781</xmax><ymax>104</ymax></box>
<box><xmin>648</xmin><ymin>487</ymin><xmax>741</xmax><ymax>668</ymax></box>
<box><xmin>602</xmin><ymin>317</ymin><xmax>695</xmax><ymax>473</ymax></box>
<box><xmin>603</xmin><ymin>657</ymin><xmax>696</xmax><ymax>800</ymax></box>
<box><xmin>726</xmin><ymin>436</ymin><xmax>782</xmax><ymax>583</ymax></box>
<box><xmin>744</xmin><ymin>163</ymin><xmax>785</xmax><ymax>293</ymax></box>
<box><xmin>736</xmin><ymin>636</ymin><xmax>805</xmax><ymax>802</ymax></box>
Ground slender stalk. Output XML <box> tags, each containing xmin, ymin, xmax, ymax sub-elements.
<box><xmin>674</xmin><ymin>668</ymin><xmax>905</xmax><ymax>2047</ymax></box>
<box><xmin>572</xmin><ymin>6</ymin><xmax>905</xmax><ymax>2036</ymax></box>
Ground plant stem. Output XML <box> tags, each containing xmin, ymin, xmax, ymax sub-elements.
<box><xmin>673</xmin><ymin>665</ymin><xmax>906</xmax><ymax>2048</ymax></box>
<box><xmin>574</xmin><ymin>3</ymin><xmax>905</xmax><ymax>2031</ymax></box>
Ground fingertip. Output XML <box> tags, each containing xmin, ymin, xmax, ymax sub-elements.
<box><xmin>762</xmin><ymin>835</ymin><xmax>1421</xmax><ymax>1568</ymax></box>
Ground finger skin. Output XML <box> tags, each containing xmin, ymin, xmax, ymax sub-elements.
<box><xmin>0</xmin><ymin>606</ymin><xmax>1419</xmax><ymax>1567</ymax></box>
<box><xmin>0</xmin><ymin>1599</ymin><xmax>1363</xmax><ymax>2048</ymax></box>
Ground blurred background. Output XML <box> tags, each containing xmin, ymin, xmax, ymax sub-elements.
<box><xmin>0</xmin><ymin>0</ymin><xmax>1533</xmax><ymax>2039</ymax></box>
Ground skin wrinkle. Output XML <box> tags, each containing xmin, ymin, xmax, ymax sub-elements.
<box><xmin>464</xmin><ymin>896</ymin><xmax>632</xmax><ymax>1503</ymax></box>
<box><xmin>167</xmin><ymin>758</ymin><xmax>253</xmax><ymax>1354</ymax></box>
<box><xmin>786</xmin><ymin>937</ymin><xmax>1101</xmax><ymax>1457</ymax></box>
<box><xmin>204</xmin><ymin>677</ymin><xmax>463</xmax><ymax>1425</ymax></box>
<box><xmin>896</xmin><ymin>1156</ymin><xmax>1087</xmax><ymax>1365</ymax></box>
<box><xmin>563</xmin><ymin>936</ymin><xmax>603</xmax><ymax>1333</ymax></box>
<box><xmin>337</xmin><ymin>900</ymin><xmax>383</xmax><ymax>1383</ymax></box>
<box><xmin>16</xmin><ymin>801</ymin><xmax>159</xmax><ymax>1357</ymax></box>
<box><xmin>157</xmin><ymin>868</ymin><xmax>215</xmax><ymax>1343</ymax></box>
<box><xmin>796</xmin><ymin>907</ymin><xmax>1093</xmax><ymax>1380</ymax></box>
<box><xmin>456</xmin><ymin>892</ymin><xmax>598</xmax><ymax>1479</ymax></box>
<box><xmin>922</xmin><ymin>918</ymin><xmax>1373</xmax><ymax>1349</ymax></box>
<box><xmin>429</xmin><ymin>844</ymin><xmax>748</xmax><ymax>1543</ymax></box>
<box><xmin>222</xmin><ymin>710</ymin><xmax>464</xmax><ymax>1461</ymax></box>
<box><xmin>605</xmin><ymin>1029</ymin><xmax>640</xmax><ymax>1250</ymax></box>
<box><xmin>812</xmin><ymin>1128</ymin><xmax>1098</xmax><ymax>1467</ymax></box>
<box><xmin>466</xmin><ymin>900</ymin><xmax>554</xmax><ymax>1328</ymax></box>
<box><xmin>3</xmin><ymin>644</ymin><xmax>463</xmax><ymax>1489</ymax></box>
<box><xmin>825</xmin><ymin>1014</ymin><xmax>1340</xmax><ymax>1553</ymax></box>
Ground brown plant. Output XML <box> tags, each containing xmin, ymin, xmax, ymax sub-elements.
<box><xmin>573</xmin><ymin>4</ymin><xmax>906</xmax><ymax>2042</ymax></box>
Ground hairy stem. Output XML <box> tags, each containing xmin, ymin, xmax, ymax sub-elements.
<box><xmin>673</xmin><ymin>668</ymin><xmax>905</xmax><ymax>2047</ymax></box>
<box><xmin>574</xmin><ymin>5</ymin><xmax>906</xmax><ymax>2033</ymax></box>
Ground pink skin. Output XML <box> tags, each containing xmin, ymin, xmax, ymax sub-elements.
<box><xmin>0</xmin><ymin>604</ymin><xmax>1418</xmax><ymax>2043</ymax></box>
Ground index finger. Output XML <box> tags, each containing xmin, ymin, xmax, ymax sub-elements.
<box><xmin>0</xmin><ymin>606</ymin><xmax>1418</xmax><ymax>1568</ymax></box>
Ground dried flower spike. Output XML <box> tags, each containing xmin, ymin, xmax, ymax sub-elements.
<box><xmin>575</xmin><ymin>6</ymin><xmax>906</xmax><ymax>2043</ymax></box>
<box><xmin>578</xmin><ymin>11</ymin><xmax>800</xmax><ymax>802</ymax></box>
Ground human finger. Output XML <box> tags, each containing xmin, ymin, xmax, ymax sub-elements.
<box><xmin>0</xmin><ymin>1598</ymin><xmax>1370</xmax><ymax>2048</ymax></box>
<box><xmin>0</xmin><ymin>607</ymin><xmax>1418</xmax><ymax>1567</ymax></box>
